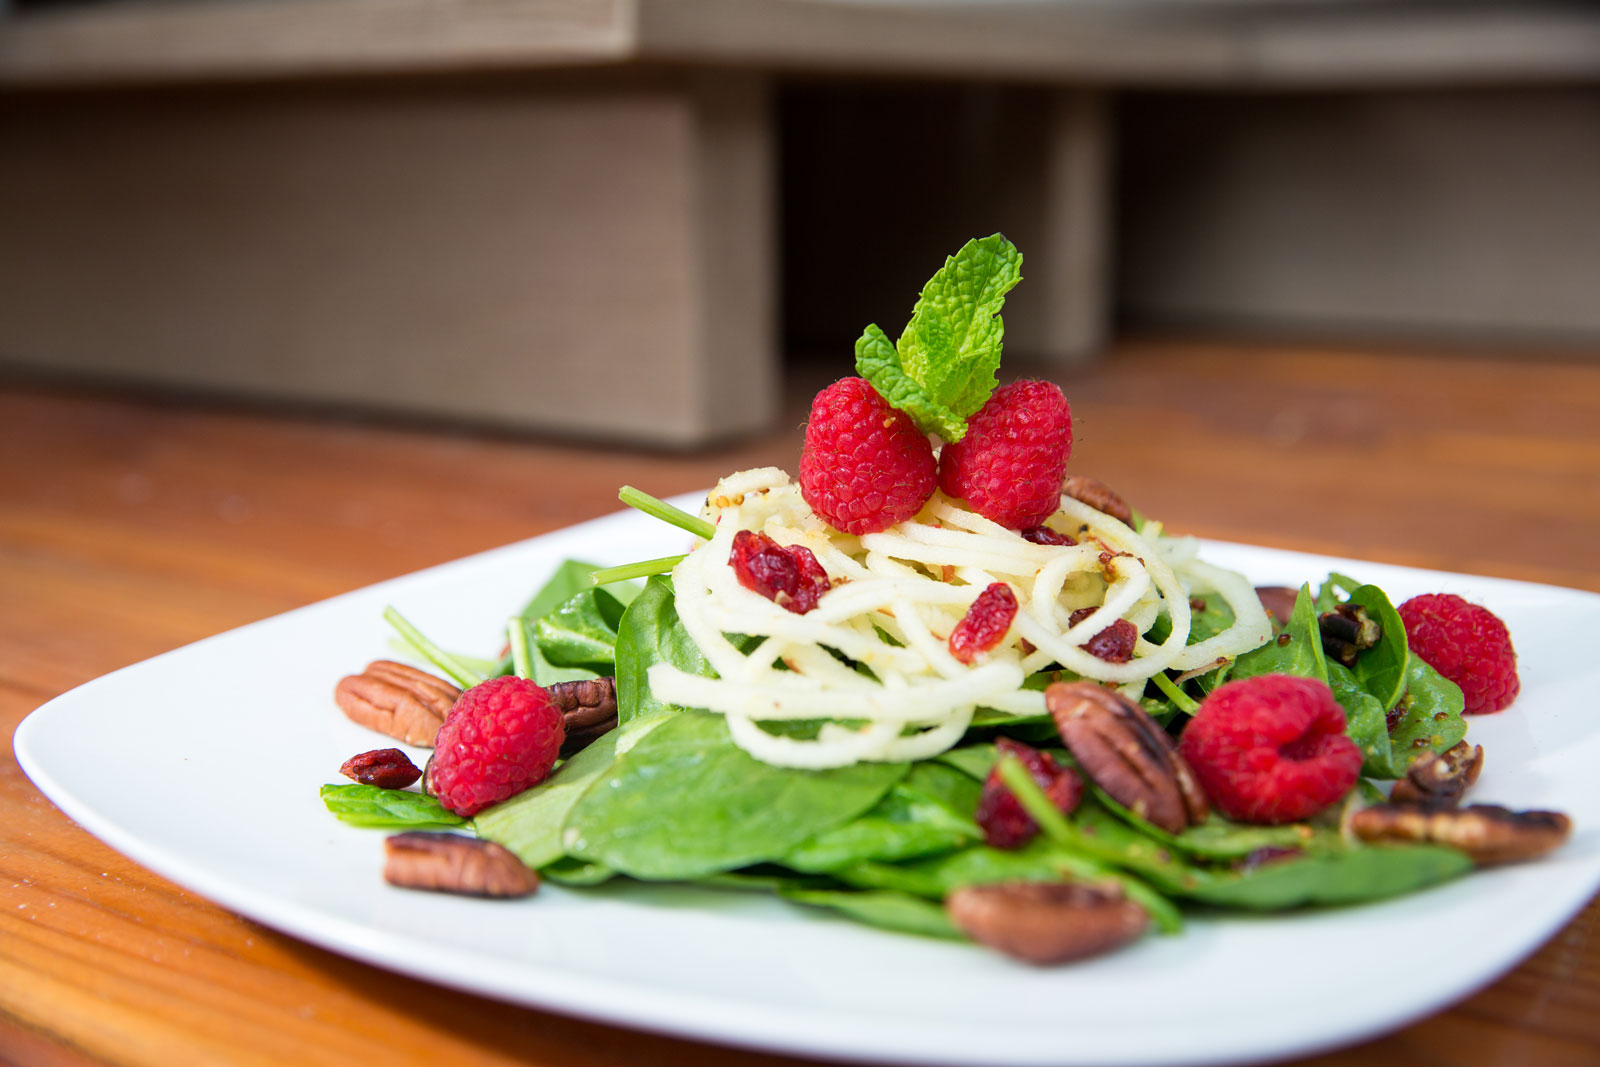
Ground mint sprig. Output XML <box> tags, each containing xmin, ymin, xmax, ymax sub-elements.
<box><xmin>855</xmin><ymin>234</ymin><xmax>1022</xmax><ymax>442</ymax></box>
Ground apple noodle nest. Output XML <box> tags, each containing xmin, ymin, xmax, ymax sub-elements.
<box><xmin>648</xmin><ymin>467</ymin><xmax>1272</xmax><ymax>769</ymax></box>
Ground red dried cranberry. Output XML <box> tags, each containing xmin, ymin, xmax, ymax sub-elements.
<box><xmin>1021</xmin><ymin>525</ymin><xmax>1077</xmax><ymax>547</ymax></box>
<box><xmin>977</xmin><ymin>738</ymin><xmax>1084</xmax><ymax>849</ymax></box>
<box><xmin>949</xmin><ymin>583</ymin><xmax>1019</xmax><ymax>664</ymax></box>
<box><xmin>341</xmin><ymin>748</ymin><xmax>422</xmax><ymax>789</ymax></box>
<box><xmin>1068</xmin><ymin>607</ymin><xmax>1138</xmax><ymax>664</ymax></box>
<box><xmin>729</xmin><ymin>529</ymin><xmax>830</xmax><ymax>614</ymax></box>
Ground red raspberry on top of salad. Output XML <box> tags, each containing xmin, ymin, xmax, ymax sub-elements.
<box><xmin>799</xmin><ymin>377</ymin><xmax>937</xmax><ymax>535</ymax></box>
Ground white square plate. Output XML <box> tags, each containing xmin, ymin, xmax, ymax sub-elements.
<box><xmin>16</xmin><ymin>503</ymin><xmax>1600</xmax><ymax>1066</ymax></box>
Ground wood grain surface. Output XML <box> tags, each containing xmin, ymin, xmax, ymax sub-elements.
<box><xmin>4</xmin><ymin>338</ymin><xmax>1599</xmax><ymax>1066</ymax></box>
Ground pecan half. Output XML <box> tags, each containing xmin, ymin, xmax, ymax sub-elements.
<box><xmin>1061</xmin><ymin>475</ymin><xmax>1133</xmax><ymax>526</ymax></box>
<box><xmin>335</xmin><ymin>661</ymin><xmax>460</xmax><ymax>747</ymax></box>
<box><xmin>1319</xmin><ymin>603</ymin><xmax>1382</xmax><ymax>667</ymax></box>
<box><xmin>548</xmin><ymin>677</ymin><xmax>618</xmax><ymax>757</ymax></box>
<box><xmin>1350</xmin><ymin>803</ymin><xmax>1570</xmax><ymax>866</ymax></box>
<box><xmin>1047</xmin><ymin>681</ymin><xmax>1208</xmax><ymax>833</ymax></box>
<box><xmin>946</xmin><ymin>881</ymin><xmax>1148</xmax><ymax>965</ymax></box>
<box><xmin>1390</xmin><ymin>741</ymin><xmax>1483</xmax><ymax>808</ymax></box>
<box><xmin>340</xmin><ymin>748</ymin><xmax>422</xmax><ymax>789</ymax></box>
<box><xmin>383</xmin><ymin>832</ymin><xmax>540</xmax><ymax>897</ymax></box>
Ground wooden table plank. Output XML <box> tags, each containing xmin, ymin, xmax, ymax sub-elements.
<box><xmin>4</xmin><ymin>338</ymin><xmax>1599</xmax><ymax>1066</ymax></box>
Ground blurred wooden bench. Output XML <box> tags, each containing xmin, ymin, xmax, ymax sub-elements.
<box><xmin>2</xmin><ymin>0</ymin><xmax>1597</xmax><ymax>443</ymax></box>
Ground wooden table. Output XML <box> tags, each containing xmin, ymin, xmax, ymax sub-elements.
<box><xmin>4</xmin><ymin>338</ymin><xmax>1599</xmax><ymax>1066</ymax></box>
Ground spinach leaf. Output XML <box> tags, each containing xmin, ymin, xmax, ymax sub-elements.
<box><xmin>781</xmin><ymin>764</ymin><xmax>981</xmax><ymax>872</ymax></box>
<box><xmin>779</xmin><ymin>888</ymin><xmax>965</xmax><ymax>940</ymax></box>
<box><xmin>534</xmin><ymin>587</ymin><xmax>627</xmax><ymax>674</ymax></box>
<box><xmin>613</xmin><ymin>575</ymin><xmax>716</xmax><ymax>724</ymax></box>
<box><xmin>1326</xmin><ymin>661</ymin><xmax>1399</xmax><ymax>779</ymax></box>
<box><xmin>1181</xmin><ymin>844</ymin><xmax>1472</xmax><ymax>909</ymax></box>
<box><xmin>935</xmin><ymin>743</ymin><xmax>998</xmax><ymax>781</ymax></box>
<box><xmin>539</xmin><ymin>856</ymin><xmax>616</xmax><ymax>886</ymax></box>
<box><xmin>1344</xmin><ymin>584</ymin><xmax>1410</xmax><ymax>711</ymax></box>
<box><xmin>1314</xmin><ymin>573</ymin><xmax>1361</xmax><ymax>613</ymax></box>
<box><xmin>562</xmin><ymin>711</ymin><xmax>908</xmax><ymax>880</ymax></box>
<box><xmin>1385</xmin><ymin>655</ymin><xmax>1468</xmax><ymax>769</ymax></box>
<box><xmin>1230</xmin><ymin>585</ymin><xmax>1327</xmax><ymax>684</ymax></box>
<box><xmin>319</xmin><ymin>784</ymin><xmax>464</xmax><ymax>829</ymax></box>
<box><xmin>1090</xmin><ymin>787</ymin><xmax>1317</xmax><ymax>861</ymax></box>
<box><xmin>834</xmin><ymin>838</ymin><xmax>1088</xmax><ymax>899</ymax></box>
<box><xmin>495</xmin><ymin>559</ymin><xmax>639</xmax><ymax>683</ymax></box>
<box><xmin>472</xmin><ymin>730</ymin><xmax>621</xmax><ymax>869</ymax></box>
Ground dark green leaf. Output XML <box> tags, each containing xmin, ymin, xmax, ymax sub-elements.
<box><xmin>1344</xmin><ymin>584</ymin><xmax>1410</xmax><ymax>711</ymax></box>
<box><xmin>1230</xmin><ymin>584</ymin><xmax>1327</xmax><ymax>684</ymax></box>
<box><xmin>1182</xmin><ymin>844</ymin><xmax>1472</xmax><ymax>909</ymax></box>
<box><xmin>1385</xmin><ymin>655</ymin><xmax>1468</xmax><ymax>771</ymax></box>
<box><xmin>782</xmin><ymin>763</ymin><xmax>981</xmax><ymax>872</ymax></box>
<box><xmin>613</xmin><ymin>575</ymin><xmax>716</xmax><ymax>725</ymax></box>
<box><xmin>495</xmin><ymin>559</ymin><xmax>639</xmax><ymax>682</ymax></box>
<box><xmin>319</xmin><ymin>784</ymin><xmax>464</xmax><ymax>829</ymax></box>
<box><xmin>1089</xmin><ymin>787</ymin><xmax>1318</xmax><ymax>861</ymax></box>
<box><xmin>562</xmin><ymin>711</ymin><xmax>908</xmax><ymax>880</ymax></box>
<box><xmin>539</xmin><ymin>855</ymin><xmax>616</xmax><ymax>886</ymax></box>
<box><xmin>934</xmin><ymin>743</ymin><xmax>998</xmax><ymax>781</ymax></box>
<box><xmin>473</xmin><ymin>730</ymin><xmax>621</xmax><ymax>869</ymax></box>
<box><xmin>1326</xmin><ymin>661</ymin><xmax>1399</xmax><ymax>779</ymax></box>
<box><xmin>534</xmin><ymin>588</ymin><xmax>627</xmax><ymax>674</ymax></box>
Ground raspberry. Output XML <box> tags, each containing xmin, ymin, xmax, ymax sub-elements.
<box><xmin>1398</xmin><ymin>593</ymin><xmax>1520</xmax><ymax>714</ymax></box>
<box><xmin>426</xmin><ymin>676</ymin><xmax>565</xmax><ymax>816</ymax></box>
<box><xmin>938</xmin><ymin>380</ymin><xmax>1073</xmax><ymax>529</ymax></box>
<box><xmin>729</xmin><ymin>529</ymin><xmax>830</xmax><ymax>614</ymax></box>
<box><xmin>799</xmin><ymin>378</ymin><xmax>937</xmax><ymax>535</ymax></box>
<box><xmin>1178</xmin><ymin>676</ymin><xmax>1361</xmax><ymax>824</ymax></box>
<box><xmin>976</xmin><ymin>738</ymin><xmax>1083</xmax><ymax>849</ymax></box>
<box><xmin>1068</xmin><ymin>607</ymin><xmax>1137</xmax><ymax>664</ymax></box>
<box><xmin>949</xmin><ymin>582</ymin><xmax>1019</xmax><ymax>664</ymax></box>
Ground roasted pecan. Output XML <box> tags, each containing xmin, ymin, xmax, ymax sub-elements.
<box><xmin>1061</xmin><ymin>475</ymin><xmax>1133</xmax><ymax>526</ymax></box>
<box><xmin>1350</xmin><ymin>803</ymin><xmax>1570</xmax><ymax>866</ymax></box>
<box><xmin>1047</xmin><ymin>681</ymin><xmax>1208</xmax><ymax>833</ymax></box>
<box><xmin>1390</xmin><ymin>741</ymin><xmax>1483</xmax><ymax>808</ymax></box>
<box><xmin>1319</xmin><ymin>603</ymin><xmax>1382</xmax><ymax>668</ymax></box>
<box><xmin>335</xmin><ymin>660</ymin><xmax>460</xmax><ymax>747</ymax></box>
<box><xmin>547</xmin><ymin>677</ymin><xmax>618</xmax><ymax>757</ymax></box>
<box><xmin>946</xmin><ymin>881</ymin><xmax>1148</xmax><ymax>965</ymax></box>
<box><xmin>1255</xmin><ymin>586</ymin><xmax>1300</xmax><ymax>628</ymax></box>
<box><xmin>383</xmin><ymin>832</ymin><xmax>540</xmax><ymax>897</ymax></box>
<box><xmin>340</xmin><ymin>748</ymin><xmax>422</xmax><ymax>789</ymax></box>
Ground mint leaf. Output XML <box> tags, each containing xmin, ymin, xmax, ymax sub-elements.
<box><xmin>855</xmin><ymin>324</ymin><xmax>965</xmax><ymax>441</ymax></box>
<box><xmin>856</xmin><ymin>235</ymin><xmax>1022</xmax><ymax>442</ymax></box>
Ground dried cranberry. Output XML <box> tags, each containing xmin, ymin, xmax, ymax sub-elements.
<box><xmin>1021</xmin><ymin>525</ymin><xmax>1077</xmax><ymax>547</ymax></box>
<box><xmin>977</xmin><ymin>738</ymin><xmax>1084</xmax><ymax>849</ymax></box>
<box><xmin>1068</xmin><ymin>607</ymin><xmax>1138</xmax><ymax>664</ymax></box>
<box><xmin>729</xmin><ymin>529</ymin><xmax>830</xmax><ymax>614</ymax></box>
<box><xmin>949</xmin><ymin>583</ymin><xmax>1019</xmax><ymax>664</ymax></box>
<box><xmin>341</xmin><ymin>748</ymin><xmax>423</xmax><ymax>789</ymax></box>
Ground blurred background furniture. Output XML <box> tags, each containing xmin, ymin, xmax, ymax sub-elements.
<box><xmin>2</xmin><ymin>0</ymin><xmax>1598</xmax><ymax>444</ymax></box>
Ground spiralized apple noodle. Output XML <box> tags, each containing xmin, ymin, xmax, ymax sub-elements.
<box><xmin>647</xmin><ymin>468</ymin><xmax>1272</xmax><ymax>769</ymax></box>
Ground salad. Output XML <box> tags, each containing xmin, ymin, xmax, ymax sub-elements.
<box><xmin>322</xmin><ymin>236</ymin><xmax>1569</xmax><ymax>965</ymax></box>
